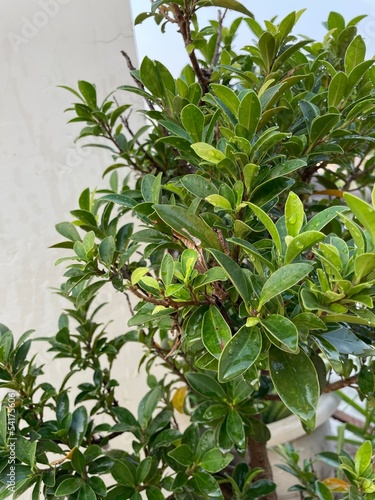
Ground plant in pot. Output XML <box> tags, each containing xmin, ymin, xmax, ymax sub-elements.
<box><xmin>1</xmin><ymin>3</ymin><xmax>375</xmax><ymax>499</ymax></box>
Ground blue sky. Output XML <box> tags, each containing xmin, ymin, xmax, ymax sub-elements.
<box><xmin>129</xmin><ymin>0</ymin><xmax>375</xmax><ymax>75</ymax></box>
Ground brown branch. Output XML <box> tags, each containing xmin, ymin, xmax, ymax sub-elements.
<box><xmin>169</xmin><ymin>4</ymin><xmax>210</xmax><ymax>94</ymax></box>
<box><xmin>152</xmin><ymin>341</ymin><xmax>188</xmax><ymax>385</ymax></box>
<box><xmin>120</xmin><ymin>50</ymin><xmax>155</xmax><ymax>111</ymax></box>
<box><xmin>128</xmin><ymin>285</ymin><xmax>209</xmax><ymax>309</ymax></box>
<box><xmin>210</xmin><ymin>9</ymin><xmax>227</xmax><ymax>69</ymax></box>
<box><xmin>323</xmin><ymin>374</ymin><xmax>358</xmax><ymax>393</ymax></box>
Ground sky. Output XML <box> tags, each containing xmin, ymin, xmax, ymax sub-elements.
<box><xmin>129</xmin><ymin>0</ymin><xmax>375</xmax><ymax>75</ymax></box>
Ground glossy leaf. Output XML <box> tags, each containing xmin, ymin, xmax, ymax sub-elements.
<box><xmin>55</xmin><ymin>222</ymin><xmax>81</xmax><ymax>242</ymax></box>
<box><xmin>55</xmin><ymin>478</ymin><xmax>82</xmax><ymax>497</ymax></box>
<box><xmin>258</xmin><ymin>263</ymin><xmax>313</xmax><ymax>310</ymax></box>
<box><xmin>354</xmin><ymin>253</ymin><xmax>375</xmax><ymax>282</ymax></box>
<box><xmin>355</xmin><ymin>440</ymin><xmax>372</xmax><ymax>476</ymax></box>
<box><xmin>211</xmin><ymin>84</ymin><xmax>240</xmax><ymax>117</ymax></box>
<box><xmin>205</xmin><ymin>194</ymin><xmax>232</xmax><ymax>210</ymax></box>
<box><xmin>154</xmin><ymin>205</ymin><xmax>221</xmax><ymax>250</ymax></box>
<box><xmin>68</xmin><ymin>406</ymin><xmax>88</xmax><ymax>448</ymax></box>
<box><xmin>320</xmin><ymin>328</ymin><xmax>374</xmax><ymax>357</ymax></box>
<box><xmin>218</xmin><ymin>326</ymin><xmax>262</xmax><ymax>382</ymax></box>
<box><xmin>181</xmin><ymin>104</ymin><xmax>204</xmax><ymax>142</ymax></box>
<box><xmin>227</xmin><ymin>410</ymin><xmax>245</xmax><ymax>448</ymax></box>
<box><xmin>209</xmin><ymin>0</ymin><xmax>253</xmax><ymax>17</ymax></box>
<box><xmin>191</xmin><ymin>143</ymin><xmax>226</xmax><ymax>164</ymax></box>
<box><xmin>343</xmin><ymin>192</ymin><xmax>375</xmax><ymax>246</ymax></box>
<box><xmin>284</xmin><ymin>231</ymin><xmax>325</xmax><ymax>264</ymax></box>
<box><xmin>285</xmin><ymin>192</ymin><xmax>304</xmax><ymax>237</ymax></box>
<box><xmin>246</xmin><ymin>202</ymin><xmax>282</xmax><ymax>254</ymax></box>
<box><xmin>168</xmin><ymin>445</ymin><xmax>194</xmax><ymax>466</ymax></box>
<box><xmin>238</xmin><ymin>91</ymin><xmax>261</xmax><ymax>139</ymax></box>
<box><xmin>345</xmin><ymin>35</ymin><xmax>366</xmax><ymax>74</ymax></box>
<box><xmin>269</xmin><ymin>347</ymin><xmax>319</xmax><ymax>427</ymax></box>
<box><xmin>181</xmin><ymin>174</ymin><xmax>218</xmax><ymax>198</ymax></box>
<box><xmin>186</xmin><ymin>373</ymin><xmax>226</xmax><ymax>401</ymax></box>
<box><xmin>199</xmin><ymin>448</ymin><xmax>233</xmax><ymax>473</ymax></box>
<box><xmin>309</xmin><ymin>114</ymin><xmax>340</xmax><ymax>146</ymax></box>
<box><xmin>202</xmin><ymin>307</ymin><xmax>232</xmax><ymax>359</ymax></box>
<box><xmin>328</xmin><ymin>72</ymin><xmax>348</xmax><ymax>108</ymax></box>
<box><xmin>208</xmin><ymin>249</ymin><xmax>251</xmax><ymax>302</ymax></box>
<box><xmin>261</xmin><ymin>315</ymin><xmax>299</xmax><ymax>352</ymax></box>
<box><xmin>303</xmin><ymin>206</ymin><xmax>347</xmax><ymax>232</ymax></box>
<box><xmin>190</xmin><ymin>471</ymin><xmax>222</xmax><ymax>498</ymax></box>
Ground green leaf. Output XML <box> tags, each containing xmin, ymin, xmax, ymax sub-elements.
<box><xmin>303</xmin><ymin>206</ymin><xmax>347</xmax><ymax>232</ymax></box>
<box><xmin>71</xmin><ymin>209</ymin><xmax>97</xmax><ymax>227</ymax></box>
<box><xmin>68</xmin><ymin>406</ymin><xmax>88</xmax><ymax>448</ymax></box>
<box><xmin>55</xmin><ymin>477</ymin><xmax>82</xmax><ymax>497</ymax></box>
<box><xmin>191</xmin><ymin>471</ymin><xmax>222</xmax><ymax>498</ymax></box>
<box><xmin>238</xmin><ymin>91</ymin><xmax>261</xmax><ymax>140</ymax></box>
<box><xmin>261</xmin><ymin>315</ymin><xmax>299</xmax><ymax>353</ymax></box>
<box><xmin>75</xmin><ymin>281</ymin><xmax>107</xmax><ymax>310</ymax></box>
<box><xmin>269</xmin><ymin>347</ymin><xmax>319</xmax><ymax>427</ymax></box>
<box><xmin>111</xmin><ymin>459</ymin><xmax>135</xmax><ymax>486</ymax></box>
<box><xmin>152</xmin><ymin>429</ymin><xmax>181</xmax><ymax>448</ymax></box>
<box><xmin>354</xmin><ymin>253</ymin><xmax>375</xmax><ymax>282</ymax></box>
<box><xmin>154</xmin><ymin>205</ymin><xmax>221</xmax><ymax>250</ymax></box>
<box><xmin>186</xmin><ymin>373</ymin><xmax>226</xmax><ymax>401</ymax></box>
<box><xmin>343</xmin><ymin>192</ymin><xmax>375</xmax><ymax>246</ymax></box>
<box><xmin>181</xmin><ymin>174</ymin><xmax>218</xmax><ymax>198</ymax></box>
<box><xmin>284</xmin><ymin>231</ymin><xmax>325</xmax><ymax>265</ymax></box>
<box><xmin>99</xmin><ymin>236</ymin><xmax>115</xmax><ymax>265</ymax></box>
<box><xmin>160</xmin><ymin>253</ymin><xmax>174</xmax><ymax>287</ymax></box>
<box><xmin>208</xmin><ymin>0</ymin><xmax>253</xmax><ymax>17</ymax></box>
<box><xmin>146</xmin><ymin>486</ymin><xmax>165</xmax><ymax>500</ymax></box>
<box><xmin>99</xmin><ymin>193</ymin><xmax>137</xmax><ymax>208</ymax></box>
<box><xmin>328</xmin><ymin>72</ymin><xmax>348</xmax><ymax>108</ymax></box>
<box><xmin>208</xmin><ymin>249</ymin><xmax>250</xmax><ymax>303</ymax></box>
<box><xmin>315</xmin><ymin>481</ymin><xmax>334</xmax><ymax>500</ymax></box>
<box><xmin>77</xmin><ymin>484</ymin><xmax>96</xmax><ymax>500</ymax></box>
<box><xmin>258</xmin><ymin>263</ymin><xmax>313</xmax><ymax>310</ymax></box>
<box><xmin>345</xmin><ymin>35</ymin><xmax>366</xmax><ymax>74</ymax></box>
<box><xmin>227</xmin><ymin>237</ymin><xmax>274</xmax><ymax>271</ymax></box>
<box><xmin>202</xmin><ymin>307</ymin><xmax>232</xmax><ymax>359</ymax></box>
<box><xmin>138</xmin><ymin>387</ymin><xmax>162</xmax><ymax>428</ymax></box>
<box><xmin>71</xmin><ymin>448</ymin><xmax>85</xmax><ymax>475</ymax></box>
<box><xmin>355</xmin><ymin>441</ymin><xmax>372</xmax><ymax>476</ymax></box>
<box><xmin>168</xmin><ymin>445</ymin><xmax>194</xmax><ymax>466</ymax></box>
<box><xmin>199</xmin><ymin>448</ymin><xmax>233</xmax><ymax>473</ymax></box>
<box><xmin>250</xmin><ymin>177</ymin><xmax>295</xmax><ymax>207</ymax></box>
<box><xmin>211</xmin><ymin>84</ymin><xmax>240</xmax><ymax>118</ymax></box>
<box><xmin>309</xmin><ymin>114</ymin><xmax>340</xmax><ymax>146</ymax></box>
<box><xmin>205</xmin><ymin>194</ymin><xmax>232</xmax><ymax>210</ymax></box>
<box><xmin>88</xmin><ymin>477</ymin><xmax>107</xmax><ymax>497</ymax></box>
<box><xmin>285</xmin><ymin>192</ymin><xmax>304</xmax><ymax>237</ymax></box>
<box><xmin>227</xmin><ymin>410</ymin><xmax>245</xmax><ymax>448</ymax></box>
<box><xmin>55</xmin><ymin>222</ymin><xmax>81</xmax><ymax>242</ymax></box>
<box><xmin>181</xmin><ymin>104</ymin><xmax>204</xmax><ymax>142</ymax></box>
<box><xmin>258</xmin><ymin>32</ymin><xmax>276</xmax><ymax>72</ymax></box>
<box><xmin>320</xmin><ymin>328</ymin><xmax>374</xmax><ymax>357</ymax></box>
<box><xmin>218</xmin><ymin>326</ymin><xmax>262</xmax><ymax>382</ymax></box>
<box><xmin>191</xmin><ymin>143</ymin><xmax>226</xmax><ymax>164</ymax></box>
<box><xmin>78</xmin><ymin>80</ymin><xmax>97</xmax><ymax>108</ymax></box>
<box><xmin>246</xmin><ymin>202</ymin><xmax>282</xmax><ymax>254</ymax></box>
<box><xmin>328</xmin><ymin>11</ymin><xmax>345</xmax><ymax>31</ymax></box>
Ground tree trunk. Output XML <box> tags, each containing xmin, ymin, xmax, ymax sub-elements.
<box><xmin>248</xmin><ymin>435</ymin><xmax>278</xmax><ymax>500</ymax></box>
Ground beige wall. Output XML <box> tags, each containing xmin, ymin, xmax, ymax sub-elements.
<box><xmin>0</xmin><ymin>0</ymin><xmax>147</xmax><ymax>424</ymax></box>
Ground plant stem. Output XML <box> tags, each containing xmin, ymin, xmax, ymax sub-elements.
<box><xmin>248</xmin><ymin>416</ymin><xmax>278</xmax><ymax>500</ymax></box>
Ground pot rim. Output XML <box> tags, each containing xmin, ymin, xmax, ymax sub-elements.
<box><xmin>267</xmin><ymin>392</ymin><xmax>340</xmax><ymax>446</ymax></box>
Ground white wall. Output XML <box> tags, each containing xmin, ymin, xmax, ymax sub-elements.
<box><xmin>0</xmin><ymin>1</ymin><xmax>147</xmax><ymax>419</ymax></box>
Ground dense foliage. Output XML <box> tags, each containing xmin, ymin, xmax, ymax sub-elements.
<box><xmin>1</xmin><ymin>3</ymin><xmax>375</xmax><ymax>499</ymax></box>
